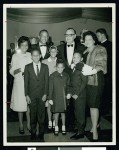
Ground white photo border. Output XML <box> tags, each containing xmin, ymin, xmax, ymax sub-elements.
<box><xmin>3</xmin><ymin>3</ymin><xmax>116</xmax><ymax>146</ymax></box>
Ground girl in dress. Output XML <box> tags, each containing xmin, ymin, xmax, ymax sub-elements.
<box><xmin>42</xmin><ymin>46</ymin><xmax>58</xmax><ymax>129</ymax></box>
<box><xmin>48</xmin><ymin>59</ymin><xmax>71</xmax><ymax>135</ymax></box>
<box><xmin>10</xmin><ymin>36</ymin><xmax>32</xmax><ymax>134</ymax></box>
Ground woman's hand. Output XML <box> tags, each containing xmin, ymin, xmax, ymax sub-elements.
<box><xmin>14</xmin><ymin>68</ymin><xmax>21</xmax><ymax>75</ymax></box>
<box><xmin>26</xmin><ymin>96</ymin><xmax>31</xmax><ymax>104</ymax></box>
<box><xmin>49</xmin><ymin>100</ymin><xmax>53</xmax><ymax>105</ymax></box>
<box><xmin>42</xmin><ymin>94</ymin><xmax>47</xmax><ymax>102</ymax></box>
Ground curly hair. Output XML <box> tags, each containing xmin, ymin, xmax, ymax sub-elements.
<box><xmin>18</xmin><ymin>36</ymin><xmax>31</xmax><ymax>48</ymax></box>
<box><xmin>83</xmin><ymin>31</ymin><xmax>98</xmax><ymax>45</ymax></box>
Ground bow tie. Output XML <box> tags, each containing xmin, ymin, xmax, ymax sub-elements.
<box><xmin>40</xmin><ymin>45</ymin><xmax>47</xmax><ymax>47</ymax></box>
<box><xmin>67</xmin><ymin>44</ymin><xmax>73</xmax><ymax>47</ymax></box>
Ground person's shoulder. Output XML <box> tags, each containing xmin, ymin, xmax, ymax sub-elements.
<box><xmin>50</xmin><ymin>71</ymin><xmax>58</xmax><ymax>77</ymax></box>
<box><xmin>25</xmin><ymin>62</ymin><xmax>32</xmax><ymax>68</ymax></box>
<box><xmin>63</xmin><ymin>71</ymin><xmax>69</xmax><ymax>78</ymax></box>
<box><xmin>42</xmin><ymin>58</ymin><xmax>48</xmax><ymax>64</ymax></box>
<box><xmin>12</xmin><ymin>53</ymin><xmax>18</xmax><ymax>58</ymax></box>
<box><xmin>95</xmin><ymin>45</ymin><xmax>107</xmax><ymax>53</ymax></box>
<box><xmin>41</xmin><ymin>63</ymin><xmax>49</xmax><ymax>69</ymax></box>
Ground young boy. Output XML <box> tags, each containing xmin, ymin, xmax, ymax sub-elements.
<box><xmin>24</xmin><ymin>48</ymin><xmax>49</xmax><ymax>141</ymax></box>
<box><xmin>70</xmin><ymin>52</ymin><xmax>87</xmax><ymax>140</ymax></box>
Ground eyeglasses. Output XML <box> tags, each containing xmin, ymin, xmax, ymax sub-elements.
<box><xmin>64</xmin><ymin>34</ymin><xmax>75</xmax><ymax>37</ymax></box>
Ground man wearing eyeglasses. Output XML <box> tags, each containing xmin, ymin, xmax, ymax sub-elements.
<box><xmin>57</xmin><ymin>28</ymin><xmax>85</xmax><ymax>132</ymax></box>
<box><xmin>57</xmin><ymin>28</ymin><xmax>85</xmax><ymax>75</ymax></box>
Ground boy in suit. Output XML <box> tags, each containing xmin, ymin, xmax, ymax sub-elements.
<box><xmin>70</xmin><ymin>52</ymin><xmax>87</xmax><ymax>140</ymax></box>
<box><xmin>24</xmin><ymin>48</ymin><xmax>49</xmax><ymax>141</ymax></box>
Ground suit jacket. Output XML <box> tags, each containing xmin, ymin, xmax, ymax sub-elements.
<box><xmin>31</xmin><ymin>43</ymin><xmax>50</xmax><ymax>60</ymax></box>
<box><xmin>7</xmin><ymin>49</ymin><xmax>15</xmax><ymax>64</ymax></box>
<box><xmin>100</xmin><ymin>40</ymin><xmax>112</xmax><ymax>76</ymax></box>
<box><xmin>70</xmin><ymin>67</ymin><xmax>87</xmax><ymax>98</ymax></box>
<box><xmin>57</xmin><ymin>42</ymin><xmax>86</xmax><ymax>75</ymax></box>
<box><xmin>24</xmin><ymin>62</ymin><xmax>49</xmax><ymax>100</ymax></box>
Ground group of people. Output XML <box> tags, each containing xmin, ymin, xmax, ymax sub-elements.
<box><xmin>7</xmin><ymin>27</ymin><xmax>112</xmax><ymax>142</ymax></box>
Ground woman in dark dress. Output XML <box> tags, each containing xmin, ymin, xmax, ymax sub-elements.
<box><xmin>82</xmin><ymin>31</ymin><xmax>107</xmax><ymax>141</ymax></box>
<box><xmin>48</xmin><ymin>59</ymin><xmax>71</xmax><ymax>135</ymax></box>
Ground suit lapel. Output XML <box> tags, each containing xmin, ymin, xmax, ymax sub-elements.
<box><xmin>64</xmin><ymin>44</ymin><xmax>67</xmax><ymax>61</ymax></box>
<box><xmin>74</xmin><ymin>42</ymin><xmax>77</xmax><ymax>52</ymax></box>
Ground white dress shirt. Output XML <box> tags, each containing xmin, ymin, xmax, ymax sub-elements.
<box><xmin>67</xmin><ymin>42</ymin><xmax>75</xmax><ymax>65</ymax></box>
<box><xmin>33</xmin><ymin>62</ymin><xmax>41</xmax><ymax>76</ymax></box>
<box><xmin>39</xmin><ymin>43</ymin><xmax>47</xmax><ymax>58</ymax></box>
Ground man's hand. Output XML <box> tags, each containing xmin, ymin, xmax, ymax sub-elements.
<box><xmin>66</xmin><ymin>94</ymin><xmax>71</xmax><ymax>99</ymax></box>
<box><xmin>72</xmin><ymin>94</ymin><xmax>78</xmax><ymax>100</ymax></box>
<box><xmin>14</xmin><ymin>68</ymin><xmax>21</xmax><ymax>75</ymax></box>
<box><xmin>42</xmin><ymin>94</ymin><xmax>47</xmax><ymax>102</ymax></box>
<box><xmin>26</xmin><ymin>96</ymin><xmax>31</xmax><ymax>104</ymax></box>
<box><xmin>49</xmin><ymin>100</ymin><xmax>53</xmax><ymax>105</ymax></box>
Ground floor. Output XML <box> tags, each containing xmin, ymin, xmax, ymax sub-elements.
<box><xmin>6</xmin><ymin>104</ymin><xmax>112</xmax><ymax>143</ymax></box>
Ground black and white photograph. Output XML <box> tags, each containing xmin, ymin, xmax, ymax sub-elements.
<box><xmin>3</xmin><ymin>3</ymin><xmax>116</xmax><ymax>146</ymax></box>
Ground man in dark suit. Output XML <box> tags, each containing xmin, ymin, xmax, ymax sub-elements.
<box><xmin>7</xmin><ymin>43</ymin><xmax>15</xmax><ymax>101</ymax></box>
<box><xmin>24</xmin><ymin>48</ymin><xmax>49</xmax><ymax>141</ymax></box>
<box><xmin>57</xmin><ymin>28</ymin><xmax>85</xmax><ymax>76</ymax></box>
<box><xmin>32</xmin><ymin>29</ymin><xmax>50</xmax><ymax>60</ymax></box>
<box><xmin>96</xmin><ymin>28</ymin><xmax>112</xmax><ymax>114</ymax></box>
<box><xmin>57</xmin><ymin>28</ymin><xmax>85</xmax><ymax>131</ymax></box>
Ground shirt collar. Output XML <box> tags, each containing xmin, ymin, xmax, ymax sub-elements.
<box><xmin>101</xmin><ymin>39</ymin><xmax>107</xmax><ymax>43</ymax></box>
<box><xmin>48</xmin><ymin>57</ymin><xmax>57</xmax><ymax>62</ymax></box>
<box><xmin>33</xmin><ymin>61</ymin><xmax>41</xmax><ymax>67</ymax></box>
<box><xmin>39</xmin><ymin>42</ymin><xmax>47</xmax><ymax>46</ymax></box>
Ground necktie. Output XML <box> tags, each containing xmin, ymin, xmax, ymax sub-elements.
<box><xmin>67</xmin><ymin>44</ymin><xmax>73</xmax><ymax>47</ymax></box>
<box><xmin>36</xmin><ymin>65</ymin><xmax>40</xmax><ymax>76</ymax></box>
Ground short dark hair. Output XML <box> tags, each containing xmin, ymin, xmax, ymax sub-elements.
<box><xmin>96</xmin><ymin>28</ymin><xmax>108</xmax><ymax>39</ymax></box>
<box><xmin>66</xmin><ymin>28</ymin><xmax>76</xmax><ymax>34</ymax></box>
<box><xmin>31</xmin><ymin>47</ymin><xmax>41</xmax><ymax>55</ymax></box>
<box><xmin>39</xmin><ymin>29</ymin><xmax>49</xmax><ymax>36</ymax></box>
<box><xmin>56</xmin><ymin>59</ymin><xmax>65</xmax><ymax>67</ymax></box>
<box><xmin>18</xmin><ymin>36</ymin><xmax>31</xmax><ymax>48</ymax></box>
<box><xmin>49</xmin><ymin>45</ymin><xmax>57</xmax><ymax>52</ymax></box>
<box><xmin>83</xmin><ymin>31</ymin><xmax>98</xmax><ymax>45</ymax></box>
<box><xmin>73</xmin><ymin>51</ymin><xmax>82</xmax><ymax>57</ymax></box>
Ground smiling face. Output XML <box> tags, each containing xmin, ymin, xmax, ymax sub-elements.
<box><xmin>65</xmin><ymin>29</ymin><xmax>76</xmax><ymax>44</ymax></box>
<box><xmin>56</xmin><ymin>63</ymin><xmax>65</xmax><ymax>74</ymax></box>
<box><xmin>20</xmin><ymin>41</ymin><xmax>28</xmax><ymax>53</ymax></box>
<box><xmin>39</xmin><ymin>31</ymin><xmax>49</xmax><ymax>44</ymax></box>
<box><xmin>84</xmin><ymin>35</ymin><xmax>95</xmax><ymax>48</ymax></box>
<box><xmin>50</xmin><ymin>48</ymin><xmax>57</xmax><ymax>58</ymax></box>
<box><xmin>32</xmin><ymin>50</ymin><xmax>41</xmax><ymax>64</ymax></box>
<box><xmin>73</xmin><ymin>53</ymin><xmax>82</xmax><ymax>65</ymax></box>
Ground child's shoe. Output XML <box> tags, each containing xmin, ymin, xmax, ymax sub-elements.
<box><xmin>48</xmin><ymin>121</ymin><xmax>52</xmax><ymax>129</ymax></box>
<box><xmin>54</xmin><ymin>126</ymin><xmax>59</xmax><ymax>136</ymax></box>
<box><xmin>62</xmin><ymin>125</ymin><xmax>66</xmax><ymax>135</ymax></box>
<box><xmin>53</xmin><ymin>120</ymin><xmax>55</xmax><ymax>128</ymax></box>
